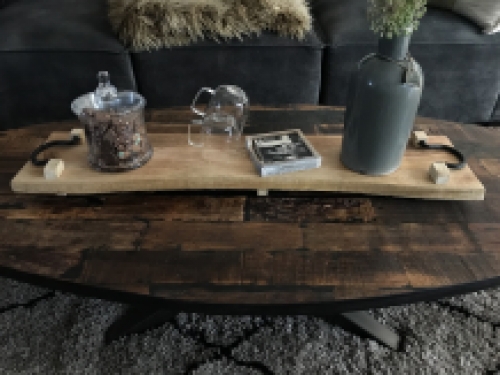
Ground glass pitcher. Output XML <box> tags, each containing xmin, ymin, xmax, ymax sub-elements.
<box><xmin>189</xmin><ymin>85</ymin><xmax>249</xmax><ymax>147</ymax></box>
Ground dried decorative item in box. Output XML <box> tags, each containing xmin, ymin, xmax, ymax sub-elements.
<box><xmin>246</xmin><ymin>129</ymin><xmax>321</xmax><ymax>177</ymax></box>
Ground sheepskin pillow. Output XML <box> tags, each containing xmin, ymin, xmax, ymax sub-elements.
<box><xmin>428</xmin><ymin>0</ymin><xmax>500</xmax><ymax>34</ymax></box>
<box><xmin>108</xmin><ymin>0</ymin><xmax>312</xmax><ymax>51</ymax></box>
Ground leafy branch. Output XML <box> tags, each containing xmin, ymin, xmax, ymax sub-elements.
<box><xmin>367</xmin><ymin>0</ymin><xmax>427</xmax><ymax>38</ymax></box>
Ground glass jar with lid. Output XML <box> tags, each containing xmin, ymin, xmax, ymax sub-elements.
<box><xmin>71</xmin><ymin>72</ymin><xmax>153</xmax><ymax>172</ymax></box>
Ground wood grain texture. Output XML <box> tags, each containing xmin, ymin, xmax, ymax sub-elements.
<box><xmin>141</xmin><ymin>222</ymin><xmax>304</xmax><ymax>252</ymax></box>
<box><xmin>247</xmin><ymin>197</ymin><xmax>375</xmax><ymax>223</ymax></box>
<box><xmin>1</xmin><ymin>106</ymin><xmax>500</xmax><ymax>311</ymax></box>
<box><xmin>0</xmin><ymin>194</ymin><xmax>245</xmax><ymax>221</ymax></box>
<box><xmin>10</xmin><ymin>133</ymin><xmax>484</xmax><ymax>200</ymax></box>
<box><xmin>303</xmin><ymin>223</ymin><xmax>477</xmax><ymax>253</ymax></box>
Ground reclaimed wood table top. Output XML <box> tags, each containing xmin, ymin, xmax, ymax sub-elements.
<box><xmin>1</xmin><ymin>106</ymin><xmax>500</xmax><ymax>315</ymax></box>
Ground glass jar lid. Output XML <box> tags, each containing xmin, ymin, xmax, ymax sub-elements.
<box><xmin>71</xmin><ymin>71</ymin><xmax>146</xmax><ymax>116</ymax></box>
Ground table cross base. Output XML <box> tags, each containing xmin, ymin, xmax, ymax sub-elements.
<box><xmin>105</xmin><ymin>308</ymin><xmax>403</xmax><ymax>351</ymax></box>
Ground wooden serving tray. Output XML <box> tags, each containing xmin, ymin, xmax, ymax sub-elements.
<box><xmin>10</xmin><ymin>132</ymin><xmax>485</xmax><ymax>200</ymax></box>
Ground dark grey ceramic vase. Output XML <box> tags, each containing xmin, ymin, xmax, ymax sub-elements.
<box><xmin>340</xmin><ymin>35</ymin><xmax>423</xmax><ymax>175</ymax></box>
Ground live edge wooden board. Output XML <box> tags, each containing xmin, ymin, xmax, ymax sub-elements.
<box><xmin>11</xmin><ymin>132</ymin><xmax>484</xmax><ymax>200</ymax></box>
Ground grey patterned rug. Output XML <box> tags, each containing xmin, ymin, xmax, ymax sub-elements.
<box><xmin>1</xmin><ymin>276</ymin><xmax>499</xmax><ymax>374</ymax></box>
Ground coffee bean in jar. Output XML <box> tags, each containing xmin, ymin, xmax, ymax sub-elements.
<box><xmin>80</xmin><ymin>107</ymin><xmax>153</xmax><ymax>172</ymax></box>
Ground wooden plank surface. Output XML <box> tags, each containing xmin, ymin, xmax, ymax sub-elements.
<box><xmin>1</xmin><ymin>106</ymin><xmax>500</xmax><ymax>312</ymax></box>
<box><xmin>11</xmin><ymin>132</ymin><xmax>484</xmax><ymax>200</ymax></box>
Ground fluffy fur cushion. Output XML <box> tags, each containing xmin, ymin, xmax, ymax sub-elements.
<box><xmin>108</xmin><ymin>0</ymin><xmax>312</xmax><ymax>51</ymax></box>
<box><xmin>428</xmin><ymin>0</ymin><xmax>500</xmax><ymax>34</ymax></box>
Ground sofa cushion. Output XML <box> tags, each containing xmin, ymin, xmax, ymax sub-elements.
<box><xmin>0</xmin><ymin>0</ymin><xmax>13</xmax><ymax>8</ymax></box>
<box><xmin>131</xmin><ymin>31</ymin><xmax>323</xmax><ymax>107</ymax></box>
<box><xmin>311</xmin><ymin>0</ymin><xmax>500</xmax><ymax>123</ymax></box>
<box><xmin>428</xmin><ymin>0</ymin><xmax>500</xmax><ymax>35</ymax></box>
<box><xmin>0</xmin><ymin>0</ymin><xmax>136</xmax><ymax>129</ymax></box>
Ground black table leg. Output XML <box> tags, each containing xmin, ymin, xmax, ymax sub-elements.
<box><xmin>105</xmin><ymin>308</ymin><xmax>402</xmax><ymax>351</ymax></box>
<box><xmin>319</xmin><ymin>312</ymin><xmax>402</xmax><ymax>351</ymax></box>
<box><xmin>104</xmin><ymin>307</ymin><xmax>176</xmax><ymax>344</ymax></box>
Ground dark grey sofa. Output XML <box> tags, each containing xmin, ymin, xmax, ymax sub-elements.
<box><xmin>0</xmin><ymin>0</ymin><xmax>499</xmax><ymax>130</ymax></box>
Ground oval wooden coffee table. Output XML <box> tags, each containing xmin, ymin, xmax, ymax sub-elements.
<box><xmin>1</xmin><ymin>106</ymin><xmax>500</xmax><ymax>350</ymax></box>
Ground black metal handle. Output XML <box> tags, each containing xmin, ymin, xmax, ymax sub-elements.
<box><xmin>31</xmin><ymin>135</ymin><xmax>82</xmax><ymax>167</ymax></box>
<box><xmin>417</xmin><ymin>140</ymin><xmax>466</xmax><ymax>170</ymax></box>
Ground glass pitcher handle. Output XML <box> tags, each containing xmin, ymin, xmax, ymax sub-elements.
<box><xmin>188</xmin><ymin>119</ymin><xmax>205</xmax><ymax>147</ymax></box>
<box><xmin>191</xmin><ymin>87</ymin><xmax>215</xmax><ymax>117</ymax></box>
